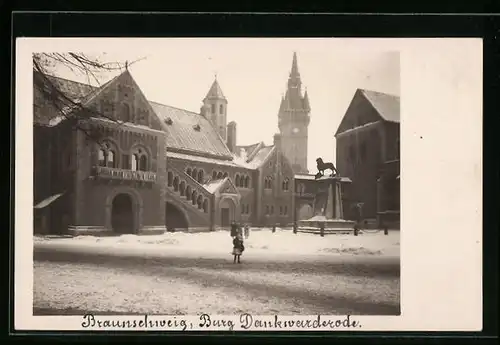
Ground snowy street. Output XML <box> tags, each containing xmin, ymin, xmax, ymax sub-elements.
<box><xmin>33</xmin><ymin>229</ymin><xmax>400</xmax><ymax>315</ymax></box>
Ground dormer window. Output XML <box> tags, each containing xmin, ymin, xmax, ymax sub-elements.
<box><xmin>220</xmin><ymin>104</ymin><xmax>224</xmax><ymax>114</ymax></box>
<box><xmin>193</xmin><ymin>124</ymin><xmax>201</xmax><ymax>131</ymax></box>
<box><xmin>211</xmin><ymin>104</ymin><xmax>215</xmax><ymax>114</ymax></box>
<box><xmin>165</xmin><ymin>117</ymin><xmax>173</xmax><ymax>125</ymax></box>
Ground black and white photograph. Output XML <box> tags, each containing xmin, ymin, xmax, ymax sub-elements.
<box><xmin>31</xmin><ymin>39</ymin><xmax>401</xmax><ymax>317</ymax></box>
<box><xmin>14</xmin><ymin>36</ymin><xmax>482</xmax><ymax>332</ymax></box>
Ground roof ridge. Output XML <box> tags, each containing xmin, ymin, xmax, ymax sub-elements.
<box><xmin>148</xmin><ymin>100</ymin><xmax>201</xmax><ymax>117</ymax></box>
<box><xmin>359</xmin><ymin>88</ymin><xmax>400</xmax><ymax>98</ymax></box>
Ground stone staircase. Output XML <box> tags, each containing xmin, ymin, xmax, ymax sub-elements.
<box><xmin>166</xmin><ymin>166</ymin><xmax>212</xmax><ymax>227</ymax></box>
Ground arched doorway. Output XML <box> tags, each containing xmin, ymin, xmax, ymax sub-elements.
<box><xmin>111</xmin><ymin>193</ymin><xmax>135</xmax><ymax>234</ymax></box>
<box><xmin>219</xmin><ymin>198</ymin><xmax>236</xmax><ymax>228</ymax></box>
<box><xmin>298</xmin><ymin>204</ymin><xmax>313</xmax><ymax>220</ymax></box>
<box><xmin>165</xmin><ymin>202</ymin><xmax>189</xmax><ymax>231</ymax></box>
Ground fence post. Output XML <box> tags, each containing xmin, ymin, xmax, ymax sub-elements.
<box><xmin>384</xmin><ymin>227</ymin><xmax>389</xmax><ymax>235</ymax></box>
<box><xmin>354</xmin><ymin>224</ymin><xmax>358</xmax><ymax>236</ymax></box>
<box><xmin>320</xmin><ymin>222</ymin><xmax>325</xmax><ymax>237</ymax></box>
<box><xmin>293</xmin><ymin>222</ymin><xmax>297</xmax><ymax>234</ymax></box>
<box><xmin>272</xmin><ymin>224</ymin><xmax>276</xmax><ymax>233</ymax></box>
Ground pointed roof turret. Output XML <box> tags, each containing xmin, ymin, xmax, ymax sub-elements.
<box><xmin>303</xmin><ymin>88</ymin><xmax>310</xmax><ymax>111</ymax></box>
<box><xmin>204</xmin><ymin>77</ymin><xmax>226</xmax><ymax>101</ymax></box>
<box><xmin>290</xmin><ymin>51</ymin><xmax>300</xmax><ymax>79</ymax></box>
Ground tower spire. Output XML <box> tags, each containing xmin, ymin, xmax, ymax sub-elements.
<box><xmin>290</xmin><ymin>51</ymin><xmax>300</xmax><ymax>79</ymax></box>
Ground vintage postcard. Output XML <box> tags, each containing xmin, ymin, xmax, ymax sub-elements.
<box><xmin>14</xmin><ymin>37</ymin><xmax>482</xmax><ymax>332</ymax></box>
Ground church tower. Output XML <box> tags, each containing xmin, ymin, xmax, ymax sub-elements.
<box><xmin>202</xmin><ymin>76</ymin><xmax>228</xmax><ymax>140</ymax></box>
<box><xmin>277</xmin><ymin>52</ymin><xmax>311</xmax><ymax>174</ymax></box>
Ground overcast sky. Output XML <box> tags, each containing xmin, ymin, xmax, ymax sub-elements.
<box><xmin>51</xmin><ymin>38</ymin><xmax>400</xmax><ymax>172</ymax></box>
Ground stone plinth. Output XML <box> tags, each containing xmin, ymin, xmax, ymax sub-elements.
<box><xmin>298</xmin><ymin>176</ymin><xmax>355</xmax><ymax>234</ymax></box>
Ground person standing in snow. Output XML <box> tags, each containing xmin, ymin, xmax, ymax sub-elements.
<box><xmin>231</xmin><ymin>231</ymin><xmax>245</xmax><ymax>264</ymax></box>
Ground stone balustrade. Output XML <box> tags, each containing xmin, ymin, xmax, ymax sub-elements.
<box><xmin>94</xmin><ymin>166</ymin><xmax>157</xmax><ymax>183</ymax></box>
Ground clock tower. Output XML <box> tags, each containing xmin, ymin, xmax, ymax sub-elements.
<box><xmin>277</xmin><ymin>52</ymin><xmax>311</xmax><ymax>174</ymax></box>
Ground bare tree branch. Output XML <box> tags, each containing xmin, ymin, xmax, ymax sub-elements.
<box><xmin>33</xmin><ymin>52</ymin><xmax>147</xmax><ymax>147</ymax></box>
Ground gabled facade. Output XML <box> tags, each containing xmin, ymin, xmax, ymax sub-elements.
<box><xmin>33</xmin><ymin>68</ymin><xmax>295</xmax><ymax>235</ymax></box>
<box><xmin>334</xmin><ymin>88</ymin><xmax>400</xmax><ymax>225</ymax></box>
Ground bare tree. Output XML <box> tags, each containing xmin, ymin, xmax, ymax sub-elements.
<box><xmin>33</xmin><ymin>52</ymin><xmax>145</xmax><ymax>144</ymax></box>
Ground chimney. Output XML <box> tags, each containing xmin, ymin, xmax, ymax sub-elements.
<box><xmin>273</xmin><ymin>133</ymin><xmax>282</xmax><ymax>147</ymax></box>
<box><xmin>227</xmin><ymin>121</ymin><xmax>237</xmax><ymax>153</ymax></box>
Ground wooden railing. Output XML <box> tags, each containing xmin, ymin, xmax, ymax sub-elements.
<box><xmin>93</xmin><ymin>166</ymin><xmax>157</xmax><ymax>182</ymax></box>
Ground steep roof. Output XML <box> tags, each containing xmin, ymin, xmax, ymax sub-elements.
<box><xmin>334</xmin><ymin>88</ymin><xmax>400</xmax><ymax>137</ymax></box>
<box><xmin>34</xmin><ymin>73</ymin><xmax>234</xmax><ymax>160</ymax></box>
<box><xmin>204</xmin><ymin>79</ymin><xmax>226</xmax><ymax>100</ymax></box>
<box><xmin>359</xmin><ymin>89</ymin><xmax>400</xmax><ymax>123</ymax></box>
<box><xmin>150</xmin><ymin>101</ymin><xmax>233</xmax><ymax>159</ymax></box>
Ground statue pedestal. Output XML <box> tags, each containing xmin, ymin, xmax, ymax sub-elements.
<box><xmin>297</xmin><ymin>176</ymin><xmax>355</xmax><ymax>234</ymax></box>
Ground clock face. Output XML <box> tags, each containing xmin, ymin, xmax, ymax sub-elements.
<box><xmin>292</xmin><ymin>127</ymin><xmax>300</xmax><ymax>134</ymax></box>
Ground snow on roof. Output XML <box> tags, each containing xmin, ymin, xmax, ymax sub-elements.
<box><xmin>360</xmin><ymin>89</ymin><xmax>400</xmax><ymax>123</ymax></box>
<box><xmin>294</xmin><ymin>174</ymin><xmax>317</xmax><ymax>180</ymax></box>
<box><xmin>203</xmin><ymin>178</ymin><xmax>226</xmax><ymax>193</ymax></box>
<box><xmin>166</xmin><ymin>151</ymin><xmax>241</xmax><ymax>168</ymax></box>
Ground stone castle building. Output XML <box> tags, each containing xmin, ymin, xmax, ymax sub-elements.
<box><xmin>293</xmin><ymin>89</ymin><xmax>400</xmax><ymax>228</ymax></box>
<box><xmin>33</xmin><ymin>54</ymin><xmax>303</xmax><ymax>235</ymax></box>
<box><xmin>334</xmin><ymin>89</ymin><xmax>400</xmax><ymax>227</ymax></box>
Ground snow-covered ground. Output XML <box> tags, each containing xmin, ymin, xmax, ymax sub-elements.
<box><xmin>34</xmin><ymin>228</ymin><xmax>400</xmax><ymax>257</ymax></box>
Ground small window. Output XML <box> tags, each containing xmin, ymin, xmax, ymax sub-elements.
<box><xmin>197</xmin><ymin>170</ymin><xmax>204</xmax><ymax>183</ymax></box>
<box><xmin>186</xmin><ymin>168</ymin><xmax>192</xmax><ymax>176</ymax></box>
<box><xmin>223</xmin><ymin>172</ymin><xmax>228</xmax><ymax>178</ymax></box>
<box><xmin>284</xmin><ymin>206</ymin><xmax>288</xmax><ymax>216</ymax></box>
<box><xmin>179</xmin><ymin>181</ymin><xmax>186</xmax><ymax>196</ymax></box>
<box><xmin>191</xmin><ymin>191</ymin><xmax>197</xmax><ymax>205</ymax></box>
<box><xmin>186</xmin><ymin>185</ymin><xmax>192</xmax><ymax>197</ymax></box>
<box><xmin>212</xmin><ymin>171</ymin><xmax>218</xmax><ymax>180</ymax></box>
<box><xmin>192</xmin><ymin>168</ymin><xmax>198</xmax><ymax>180</ymax></box>
<box><xmin>173</xmin><ymin>177</ymin><xmax>179</xmax><ymax>192</ymax></box>
<box><xmin>246</xmin><ymin>204</ymin><xmax>250</xmax><ymax>214</ymax></box>
<box><xmin>282</xmin><ymin>178</ymin><xmax>289</xmax><ymax>191</ymax></box>
<box><xmin>245</xmin><ymin>176</ymin><xmax>250</xmax><ymax>188</ymax></box>
<box><xmin>211</xmin><ymin>104</ymin><xmax>215</xmax><ymax>114</ymax></box>
<box><xmin>131</xmin><ymin>154</ymin><xmax>139</xmax><ymax>171</ymax></box>
<box><xmin>235</xmin><ymin>175</ymin><xmax>240</xmax><ymax>187</ymax></box>
<box><xmin>107</xmin><ymin>151</ymin><xmax>115</xmax><ymax>168</ymax></box>
<box><xmin>220</xmin><ymin>104</ymin><xmax>224</xmax><ymax>114</ymax></box>
<box><xmin>139</xmin><ymin>155</ymin><xmax>147</xmax><ymax>171</ymax></box>
<box><xmin>241</xmin><ymin>203</ymin><xmax>245</xmax><ymax>214</ymax></box>
<box><xmin>122</xmin><ymin>103</ymin><xmax>131</xmax><ymax>123</ymax></box>
<box><xmin>203</xmin><ymin>199</ymin><xmax>208</xmax><ymax>213</ymax></box>
<box><xmin>98</xmin><ymin>149</ymin><xmax>106</xmax><ymax>167</ymax></box>
<box><xmin>270</xmin><ymin>205</ymin><xmax>274</xmax><ymax>215</ymax></box>
<box><xmin>167</xmin><ymin>171</ymin><xmax>173</xmax><ymax>186</ymax></box>
<box><xmin>279</xmin><ymin>206</ymin><xmax>283</xmax><ymax>215</ymax></box>
<box><xmin>265</xmin><ymin>205</ymin><xmax>269</xmax><ymax>215</ymax></box>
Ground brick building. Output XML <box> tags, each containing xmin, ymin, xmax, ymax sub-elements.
<box><xmin>334</xmin><ymin>89</ymin><xmax>400</xmax><ymax>226</ymax></box>
<box><xmin>33</xmin><ymin>58</ymin><xmax>299</xmax><ymax>236</ymax></box>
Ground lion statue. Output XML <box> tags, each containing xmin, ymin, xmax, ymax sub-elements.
<box><xmin>315</xmin><ymin>157</ymin><xmax>339</xmax><ymax>179</ymax></box>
